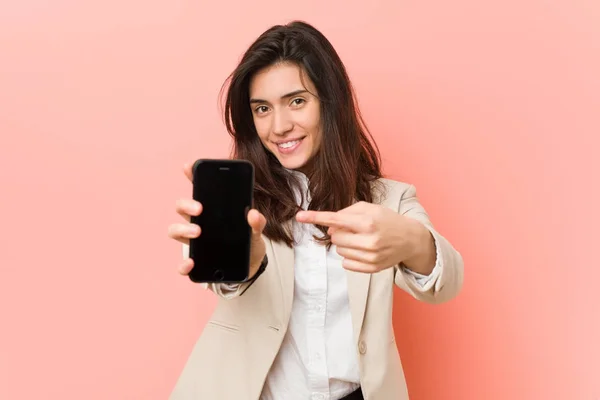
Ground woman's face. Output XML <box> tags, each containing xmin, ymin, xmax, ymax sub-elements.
<box><xmin>249</xmin><ymin>62</ymin><xmax>322</xmax><ymax>173</ymax></box>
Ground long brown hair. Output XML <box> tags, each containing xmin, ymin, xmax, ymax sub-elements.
<box><xmin>220</xmin><ymin>21</ymin><xmax>383</xmax><ymax>247</ymax></box>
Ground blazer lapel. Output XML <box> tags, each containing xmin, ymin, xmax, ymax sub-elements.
<box><xmin>268</xmin><ymin>227</ymin><xmax>295</xmax><ymax>330</ymax></box>
<box><xmin>345</xmin><ymin>269</ymin><xmax>371</xmax><ymax>344</ymax></box>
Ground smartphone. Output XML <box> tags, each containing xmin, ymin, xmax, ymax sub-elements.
<box><xmin>188</xmin><ymin>159</ymin><xmax>255</xmax><ymax>283</ymax></box>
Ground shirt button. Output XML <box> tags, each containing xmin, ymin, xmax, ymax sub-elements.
<box><xmin>311</xmin><ymin>394</ymin><xmax>325</xmax><ymax>400</ymax></box>
<box><xmin>358</xmin><ymin>340</ymin><xmax>367</xmax><ymax>355</ymax></box>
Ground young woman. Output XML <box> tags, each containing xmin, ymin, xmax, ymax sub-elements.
<box><xmin>167</xmin><ymin>20</ymin><xmax>463</xmax><ymax>400</ymax></box>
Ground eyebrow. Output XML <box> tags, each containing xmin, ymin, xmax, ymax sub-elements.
<box><xmin>249</xmin><ymin>89</ymin><xmax>309</xmax><ymax>104</ymax></box>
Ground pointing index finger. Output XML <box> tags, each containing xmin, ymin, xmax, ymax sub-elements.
<box><xmin>296</xmin><ymin>210</ymin><xmax>363</xmax><ymax>232</ymax></box>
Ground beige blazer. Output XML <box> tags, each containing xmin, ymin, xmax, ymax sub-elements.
<box><xmin>170</xmin><ymin>178</ymin><xmax>464</xmax><ymax>400</ymax></box>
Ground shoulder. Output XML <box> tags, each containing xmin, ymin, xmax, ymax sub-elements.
<box><xmin>371</xmin><ymin>177</ymin><xmax>416</xmax><ymax>206</ymax></box>
<box><xmin>376</xmin><ymin>177</ymin><xmax>414</xmax><ymax>194</ymax></box>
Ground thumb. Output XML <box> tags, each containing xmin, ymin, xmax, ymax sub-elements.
<box><xmin>183</xmin><ymin>162</ymin><xmax>194</xmax><ymax>182</ymax></box>
<box><xmin>247</xmin><ymin>209</ymin><xmax>267</xmax><ymax>237</ymax></box>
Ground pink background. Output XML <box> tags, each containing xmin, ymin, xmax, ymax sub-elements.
<box><xmin>1</xmin><ymin>1</ymin><xmax>599</xmax><ymax>399</ymax></box>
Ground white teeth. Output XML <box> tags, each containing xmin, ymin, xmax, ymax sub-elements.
<box><xmin>278</xmin><ymin>140</ymin><xmax>300</xmax><ymax>149</ymax></box>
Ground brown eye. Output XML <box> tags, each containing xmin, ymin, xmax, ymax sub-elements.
<box><xmin>255</xmin><ymin>105</ymin><xmax>269</xmax><ymax>114</ymax></box>
<box><xmin>291</xmin><ymin>98</ymin><xmax>305</xmax><ymax>107</ymax></box>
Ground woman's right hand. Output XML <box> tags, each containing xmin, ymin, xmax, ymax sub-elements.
<box><xmin>167</xmin><ymin>162</ymin><xmax>268</xmax><ymax>280</ymax></box>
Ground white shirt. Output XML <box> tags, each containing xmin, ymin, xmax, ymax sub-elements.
<box><xmin>215</xmin><ymin>171</ymin><xmax>440</xmax><ymax>400</ymax></box>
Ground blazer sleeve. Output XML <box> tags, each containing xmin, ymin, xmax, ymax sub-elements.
<box><xmin>393</xmin><ymin>184</ymin><xmax>464</xmax><ymax>304</ymax></box>
<box><xmin>181</xmin><ymin>243</ymin><xmax>253</xmax><ymax>299</ymax></box>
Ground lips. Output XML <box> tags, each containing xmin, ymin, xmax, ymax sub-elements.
<box><xmin>273</xmin><ymin>137</ymin><xmax>305</xmax><ymax>154</ymax></box>
<box><xmin>277</xmin><ymin>139</ymin><xmax>301</xmax><ymax>149</ymax></box>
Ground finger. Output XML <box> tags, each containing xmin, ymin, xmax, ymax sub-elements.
<box><xmin>338</xmin><ymin>201</ymin><xmax>373</xmax><ymax>214</ymax></box>
<box><xmin>335</xmin><ymin>245</ymin><xmax>379</xmax><ymax>265</ymax></box>
<box><xmin>296</xmin><ymin>210</ymin><xmax>368</xmax><ymax>232</ymax></box>
<box><xmin>247</xmin><ymin>209</ymin><xmax>267</xmax><ymax>235</ymax></box>
<box><xmin>331</xmin><ymin>231</ymin><xmax>377</xmax><ymax>251</ymax></box>
<box><xmin>340</xmin><ymin>257</ymin><xmax>378</xmax><ymax>274</ymax></box>
<box><xmin>178</xmin><ymin>258</ymin><xmax>194</xmax><ymax>275</ymax></box>
<box><xmin>167</xmin><ymin>223</ymin><xmax>201</xmax><ymax>243</ymax></box>
<box><xmin>183</xmin><ymin>162</ymin><xmax>194</xmax><ymax>182</ymax></box>
<box><xmin>175</xmin><ymin>199</ymin><xmax>202</xmax><ymax>221</ymax></box>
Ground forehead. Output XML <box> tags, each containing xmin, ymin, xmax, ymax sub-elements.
<box><xmin>249</xmin><ymin>62</ymin><xmax>316</xmax><ymax>100</ymax></box>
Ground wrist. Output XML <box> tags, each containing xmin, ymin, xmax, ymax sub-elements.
<box><xmin>402</xmin><ymin>221</ymin><xmax>436</xmax><ymax>275</ymax></box>
<box><xmin>247</xmin><ymin>254</ymin><xmax>268</xmax><ymax>281</ymax></box>
<box><xmin>239</xmin><ymin>254</ymin><xmax>268</xmax><ymax>296</ymax></box>
<box><xmin>248</xmin><ymin>261</ymin><xmax>261</xmax><ymax>279</ymax></box>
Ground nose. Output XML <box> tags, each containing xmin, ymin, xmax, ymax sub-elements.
<box><xmin>272</xmin><ymin>109</ymin><xmax>293</xmax><ymax>136</ymax></box>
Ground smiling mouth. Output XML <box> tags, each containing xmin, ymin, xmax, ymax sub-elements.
<box><xmin>277</xmin><ymin>139</ymin><xmax>302</xmax><ymax>149</ymax></box>
<box><xmin>275</xmin><ymin>136</ymin><xmax>305</xmax><ymax>148</ymax></box>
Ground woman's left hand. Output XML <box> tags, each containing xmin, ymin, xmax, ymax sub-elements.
<box><xmin>296</xmin><ymin>201</ymin><xmax>434</xmax><ymax>274</ymax></box>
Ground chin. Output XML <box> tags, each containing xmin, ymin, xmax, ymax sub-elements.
<box><xmin>280</xmin><ymin>159</ymin><xmax>308</xmax><ymax>171</ymax></box>
<box><xmin>276</xmin><ymin>155</ymin><xmax>310</xmax><ymax>171</ymax></box>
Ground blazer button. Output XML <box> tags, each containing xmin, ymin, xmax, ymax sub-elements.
<box><xmin>358</xmin><ymin>340</ymin><xmax>367</xmax><ymax>355</ymax></box>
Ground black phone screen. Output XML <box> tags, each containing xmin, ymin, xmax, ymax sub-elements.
<box><xmin>188</xmin><ymin>159</ymin><xmax>254</xmax><ymax>283</ymax></box>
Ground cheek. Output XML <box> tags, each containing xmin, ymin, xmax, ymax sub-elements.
<box><xmin>305</xmin><ymin>117</ymin><xmax>322</xmax><ymax>147</ymax></box>
<box><xmin>297</xmin><ymin>114</ymin><xmax>320</xmax><ymax>136</ymax></box>
<box><xmin>311</xmin><ymin>131</ymin><xmax>323</xmax><ymax>152</ymax></box>
<box><xmin>305</xmin><ymin>107</ymin><xmax>321</xmax><ymax>141</ymax></box>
